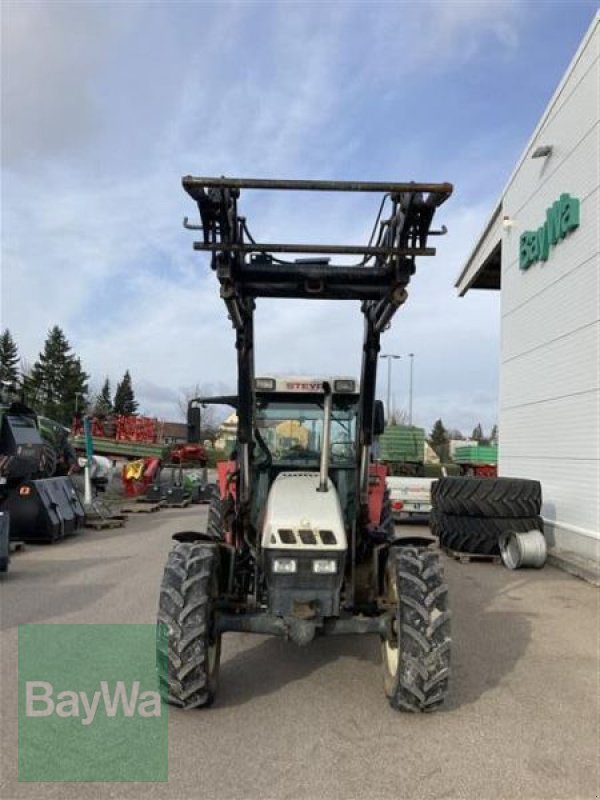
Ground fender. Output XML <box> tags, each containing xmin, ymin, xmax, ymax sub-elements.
<box><xmin>171</xmin><ymin>531</ymin><xmax>236</xmax><ymax>594</ymax></box>
<box><xmin>373</xmin><ymin>536</ymin><xmax>437</xmax><ymax>596</ymax></box>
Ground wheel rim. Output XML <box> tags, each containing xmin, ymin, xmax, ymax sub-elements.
<box><xmin>382</xmin><ymin>562</ymin><xmax>400</xmax><ymax>680</ymax></box>
<box><xmin>383</xmin><ymin>634</ymin><xmax>399</xmax><ymax>676</ymax></box>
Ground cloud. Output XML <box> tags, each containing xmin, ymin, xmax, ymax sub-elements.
<box><xmin>1</xmin><ymin>0</ymin><xmax>558</xmax><ymax>435</ymax></box>
<box><xmin>1</xmin><ymin>2</ymin><xmax>139</xmax><ymax>166</ymax></box>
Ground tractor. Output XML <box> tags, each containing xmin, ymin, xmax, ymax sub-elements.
<box><xmin>157</xmin><ymin>176</ymin><xmax>453</xmax><ymax>711</ymax></box>
<box><xmin>0</xmin><ymin>384</ymin><xmax>84</xmax><ymax>553</ymax></box>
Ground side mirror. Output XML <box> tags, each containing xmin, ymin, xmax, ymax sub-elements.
<box><xmin>373</xmin><ymin>400</ymin><xmax>385</xmax><ymax>436</ymax></box>
<box><xmin>187</xmin><ymin>404</ymin><xmax>201</xmax><ymax>443</ymax></box>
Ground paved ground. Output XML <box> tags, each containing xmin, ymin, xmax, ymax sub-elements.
<box><xmin>1</xmin><ymin>506</ymin><xmax>599</xmax><ymax>800</ymax></box>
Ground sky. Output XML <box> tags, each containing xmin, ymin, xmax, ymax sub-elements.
<box><xmin>1</xmin><ymin>0</ymin><xmax>597</xmax><ymax>433</ymax></box>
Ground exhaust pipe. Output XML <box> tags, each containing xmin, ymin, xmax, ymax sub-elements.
<box><xmin>318</xmin><ymin>381</ymin><xmax>332</xmax><ymax>492</ymax></box>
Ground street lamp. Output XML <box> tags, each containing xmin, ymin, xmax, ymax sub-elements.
<box><xmin>380</xmin><ymin>354</ymin><xmax>401</xmax><ymax>423</ymax></box>
<box><xmin>408</xmin><ymin>353</ymin><xmax>415</xmax><ymax>426</ymax></box>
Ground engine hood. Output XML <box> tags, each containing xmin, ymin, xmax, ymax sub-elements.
<box><xmin>261</xmin><ymin>472</ymin><xmax>347</xmax><ymax>551</ymax></box>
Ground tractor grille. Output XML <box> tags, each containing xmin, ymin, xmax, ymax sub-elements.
<box><xmin>298</xmin><ymin>529</ymin><xmax>317</xmax><ymax>545</ymax></box>
<box><xmin>276</xmin><ymin>528</ymin><xmax>338</xmax><ymax>546</ymax></box>
<box><xmin>319</xmin><ymin>529</ymin><xmax>336</xmax><ymax>545</ymax></box>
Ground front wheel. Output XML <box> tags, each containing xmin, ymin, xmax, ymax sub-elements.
<box><xmin>157</xmin><ymin>541</ymin><xmax>221</xmax><ymax>709</ymax></box>
<box><xmin>381</xmin><ymin>546</ymin><xmax>451</xmax><ymax>712</ymax></box>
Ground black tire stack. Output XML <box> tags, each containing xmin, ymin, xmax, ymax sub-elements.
<box><xmin>430</xmin><ymin>477</ymin><xmax>543</xmax><ymax>556</ymax></box>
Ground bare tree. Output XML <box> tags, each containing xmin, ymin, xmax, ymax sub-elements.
<box><xmin>389</xmin><ymin>407</ymin><xmax>410</xmax><ymax>426</ymax></box>
<box><xmin>177</xmin><ymin>383</ymin><xmax>231</xmax><ymax>441</ymax></box>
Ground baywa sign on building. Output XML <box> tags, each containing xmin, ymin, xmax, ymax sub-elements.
<box><xmin>519</xmin><ymin>192</ymin><xmax>580</xmax><ymax>270</ymax></box>
<box><xmin>18</xmin><ymin>624</ymin><xmax>168</xmax><ymax>782</ymax></box>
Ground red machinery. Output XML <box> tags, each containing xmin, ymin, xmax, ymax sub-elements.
<box><xmin>168</xmin><ymin>443</ymin><xmax>207</xmax><ymax>465</ymax></box>
<box><xmin>72</xmin><ymin>415</ymin><xmax>162</xmax><ymax>443</ymax></box>
<box><xmin>459</xmin><ymin>463</ymin><xmax>497</xmax><ymax>477</ymax></box>
<box><xmin>121</xmin><ymin>457</ymin><xmax>161</xmax><ymax>497</ymax></box>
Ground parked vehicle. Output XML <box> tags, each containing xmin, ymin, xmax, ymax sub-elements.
<box><xmin>386</xmin><ymin>475</ymin><xmax>436</xmax><ymax>521</ymax></box>
<box><xmin>0</xmin><ymin>387</ymin><xmax>84</xmax><ymax>546</ymax></box>
<box><xmin>453</xmin><ymin>443</ymin><xmax>498</xmax><ymax>477</ymax></box>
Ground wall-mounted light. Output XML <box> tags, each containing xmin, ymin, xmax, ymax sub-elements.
<box><xmin>503</xmin><ymin>215</ymin><xmax>515</xmax><ymax>229</ymax></box>
<box><xmin>531</xmin><ymin>145</ymin><xmax>553</xmax><ymax>159</ymax></box>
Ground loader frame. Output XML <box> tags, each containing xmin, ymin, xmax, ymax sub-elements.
<box><xmin>183</xmin><ymin>176</ymin><xmax>451</xmax><ymax>603</ymax></box>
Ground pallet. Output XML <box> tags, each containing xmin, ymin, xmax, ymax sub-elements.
<box><xmin>135</xmin><ymin>495</ymin><xmax>163</xmax><ymax>504</ymax></box>
<box><xmin>121</xmin><ymin>501</ymin><xmax>164</xmax><ymax>514</ymax></box>
<box><xmin>162</xmin><ymin>497</ymin><xmax>192</xmax><ymax>509</ymax></box>
<box><xmin>442</xmin><ymin>547</ymin><xmax>501</xmax><ymax>565</ymax></box>
<box><xmin>85</xmin><ymin>516</ymin><xmax>126</xmax><ymax>530</ymax></box>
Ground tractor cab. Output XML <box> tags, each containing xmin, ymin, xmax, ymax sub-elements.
<box><xmin>252</xmin><ymin>376</ymin><xmax>361</xmax><ymax>621</ymax></box>
<box><xmin>252</xmin><ymin>376</ymin><xmax>359</xmax><ymax>523</ymax></box>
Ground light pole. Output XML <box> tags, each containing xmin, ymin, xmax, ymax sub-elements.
<box><xmin>408</xmin><ymin>353</ymin><xmax>414</xmax><ymax>426</ymax></box>
<box><xmin>74</xmin><ymin>391</ymin><xmax>83</xmax><ymax>415</ymax></box>
<box><xmin>380</xmin><ymin>354</ymin><xmax>401</xmax><ymax>423</ymax></box>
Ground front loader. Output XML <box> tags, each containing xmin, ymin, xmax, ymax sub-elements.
<box><xmin>157</xmin><ymin>177</ymin><xmax>453</xmax><ymax>711</ymax></box>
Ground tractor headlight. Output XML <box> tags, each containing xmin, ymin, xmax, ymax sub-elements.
<box><xmin>312</xmin><ymin>559</ymin><xmax>337</xmax><ymax>574</ymax></box>
<box><xmin>272</xmin><ymin>558</ymin><xmax>297</xmax><ymax>574</ymax></box>
<box><xmin>255</xmin><ymin>377</ymin><xmax>276</xmax><ymax>390</ymax></box>
<box><xmin>333</xmin><ymin>379</ymin><xmax>355</xmax><ymax>393</ymax></box>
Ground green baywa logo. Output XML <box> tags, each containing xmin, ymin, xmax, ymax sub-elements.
<box><xmin>25</xmin><ymin>681</ymin><xmax>161</xmax><ymax>726</ymax></box>
<box><xmin>519</xmin><ymin>192</ymin><xmax>580</xmax><ymax>270</ymax></box>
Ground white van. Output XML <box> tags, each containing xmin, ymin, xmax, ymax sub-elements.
<box><xmin>386</xmin><ymin>476</ymin><xmax>436</xmax><ymax>521</ymax></box>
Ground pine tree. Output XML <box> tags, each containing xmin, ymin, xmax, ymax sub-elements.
<box><xmin>0</xmin><ymin>329</ymin><xmax>20</xmax><ymax>385</ymax></box>
<box><xmin>471</xmin><ymin>423</ymin><xmax>483</xmax><ymax>441</ymax></box>
<box><xmin>94</xmin><ymin>378</ymin><xmax>113</xmax><ymax>415</ymax></box>
<box><xmin>27</xmin><ymin>326</ymin><xmax>89</xmax><ymax>424</ymax></box>
<box><xmin>113</xmin><ymin>370</ymin><xmax>138</xmax><ymax>415</ymax></box>
<box><xmin>429</xmin><ymin>418</ymin><xmax>449</xmax><ymax>462</ymax></box>
<box><xmin>490</xmin><ymin>424</ymin><xmax>498</xmax><ymax>443</ymax></box>
<box><xmin>64</xmin><ymin>356</ymin><xmax>89</xmax><ymax>416</ymax></box>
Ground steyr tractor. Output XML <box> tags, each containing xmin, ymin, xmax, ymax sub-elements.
<box><xmin>157</xmin><ymin>176</ymin><xmax>453</xmax><ymax>711</ymax></box>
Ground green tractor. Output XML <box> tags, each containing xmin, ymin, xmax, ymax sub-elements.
<box><xmin>0</xmin><ymin>385</ymin><xmax>84</xmax><ymax>557</ymax></box>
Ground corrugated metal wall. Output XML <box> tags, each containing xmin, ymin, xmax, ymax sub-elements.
<box><xmin>499</xmin><ymin>18</ymin><xmax>599</xmax><ymax>561</ymax></box>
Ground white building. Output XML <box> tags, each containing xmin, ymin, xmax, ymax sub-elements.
<box><xmin>456</xmin><ymin>13</ymin><xmax>599</xmax><ymax>575</ymax></box>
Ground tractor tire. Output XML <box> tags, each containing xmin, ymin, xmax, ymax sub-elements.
<box><xmin>381</xmin><ymin>546</ymin><xmax>451</xmax><ymax>712</ymax></box>
<box><xmin>431</xmin><ymin>477</ymin><xmax>542</xmax><ymax>518</ymax></box>
<box><xmin>157</xmin><ymin>541</ymin><xmax>221</xmax><ymax>709</ymax></box>
<box><xmin>207</xmin><ymin>487</ymin><xmax>224</xmax><ymax>540</ymax></box>
<box><xmin>39</xmin><ymin>443</ymin><xmax>57</xmax><ymax>478</ymax></box>
<box><xmin>429</xmin><ymin>507</ymin><xmax>441</xmax><ymax>535</ymax></box>
<box><xmin>433</xmin><ymin>512</ymin><xmax>544</xmax><ymax>555</ymax></box>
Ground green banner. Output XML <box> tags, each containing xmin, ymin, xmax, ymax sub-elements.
<box><xmin>18</xmin><ymin>624</ymin><xmax>168</xmax><ymax>782</ymax></box>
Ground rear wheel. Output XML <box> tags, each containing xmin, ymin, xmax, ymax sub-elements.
<box><xmin>432</xmin><ymin>477</ymin><xmax>542</xmax><ymax>517</ymax></box>
<box><xmin>207</xmin><ymin>488</ymin><xmax>224</xmax><ymax>540</ymax></box>
<box><xmin>382</xmin><ymin>546</ymin><xmax>451</xmax><ymax>712</ymax></box>
<box><xmin>433</xmin><ymin>513</ymin><xmax>544</xmax><ymax>555</ymax></box>
<box><xmin>157</xmin><ymin>541</ymin><xmax>221</xmax><ymax>709</ymax></box>
<box><xmin>39</xmin><ymin>443</ymin><xmax>57</xmax><ymax>478</ymax></box>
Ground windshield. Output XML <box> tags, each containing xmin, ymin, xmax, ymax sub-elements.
<box><xmin>255</xmin><ymin>397</ymin><xmax>358</xmax><ymax>467</ymax></box>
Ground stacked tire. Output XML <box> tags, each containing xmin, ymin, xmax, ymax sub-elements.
<box><xmin>430</xmin><ymin>477</ymin><xmax>543</xmax><ymax>556</ymax></box>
